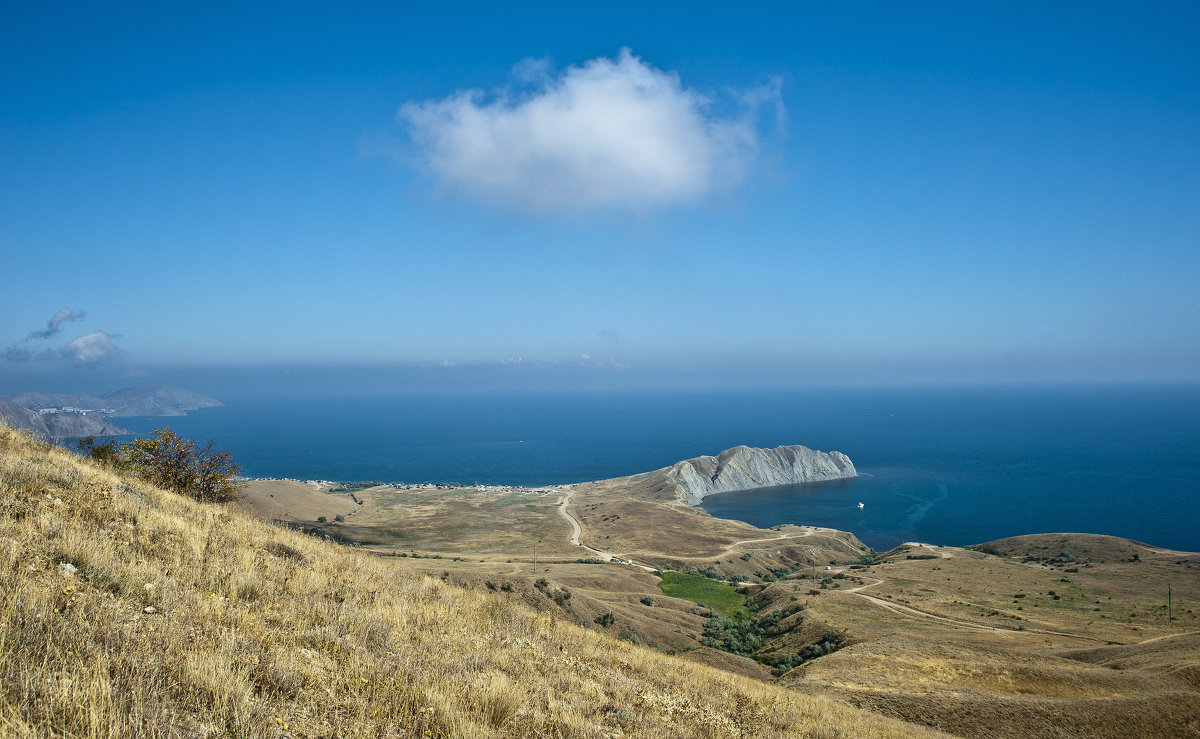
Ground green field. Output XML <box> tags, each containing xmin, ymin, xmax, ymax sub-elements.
<box><xmin>657</xmin><ymin>571</ymin><xmax>748</xmax><ymax>618</ymax></box>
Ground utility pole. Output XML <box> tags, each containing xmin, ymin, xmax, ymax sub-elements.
<box><xmin>1169</xmin><ymin>583</ymin><xmax>1173</xmax><ymax>623</ymax></box>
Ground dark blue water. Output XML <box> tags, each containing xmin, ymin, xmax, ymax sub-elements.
<box><xmin>115</xmin><ymin>385</ymin><xmax>1200</xmax><ymax>552</ymax></box>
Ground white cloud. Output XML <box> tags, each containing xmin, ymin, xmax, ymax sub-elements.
<box><xmin>62</xmin><ymin>330</ymin><xmax>122</xmax><ymax>365</ymax></box>
<box><xmin>398</xmin><ymin>48</ymin><xmax>782</xmax><ymax>213</ymax></box>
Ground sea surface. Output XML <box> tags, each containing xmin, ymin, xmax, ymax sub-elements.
<box><xmin>115</xmin><ymin>384</ymin><xmax>1200</xmax><ymax>553</ymax></box>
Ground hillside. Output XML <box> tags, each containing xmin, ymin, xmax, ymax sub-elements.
<box><xmin>0</xmin><ymin>400</ymin><xmax>130</xmax><ymax>439</ymax></box>
<box><xmin>254</xmin><ymin>453</ymin><xmax>1200</xmax><ymax>738</ymax></box>
<box><xmin>0</xmin><ymin>423</ymin><xmax>941</xmax><ymax>738</ymax></box>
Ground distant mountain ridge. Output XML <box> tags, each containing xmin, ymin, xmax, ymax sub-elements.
<box><xmin>0</xmin><ymin>384</ymin><xmax>222</xmax><ymax>439</ymax></box>
<box><xmin>99</xmin><ymin>385</ymin><xmax>223</xmax><ymax>417</ymax></box>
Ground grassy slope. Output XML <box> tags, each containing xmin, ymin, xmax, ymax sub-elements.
<box><xmin>0</xmin><ymin>424</ymin><xmax>945</xmax><ymax>738</ymax></box>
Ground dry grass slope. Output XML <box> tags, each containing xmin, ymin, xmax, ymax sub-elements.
<box><xmin>0</xmin><ymin>424</ymin><xmax>945</xmax><ymax>738</ymax></box>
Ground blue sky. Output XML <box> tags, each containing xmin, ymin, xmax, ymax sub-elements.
<box><xmin>2</xmin><ymin>2</ymin><xmax>1198</xmax><ymax>393</ymax></box>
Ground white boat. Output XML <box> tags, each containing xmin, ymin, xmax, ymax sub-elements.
<box><xmin>857</xmin><ymin>502</ymin><xmax>865</xmax><ymax>510</ymax></box>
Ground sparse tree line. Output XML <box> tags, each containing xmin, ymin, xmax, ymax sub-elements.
<box><xmin>79</xmin><ymin>429</ymin><xmax>244</xmax><ymax>504</ymax></box>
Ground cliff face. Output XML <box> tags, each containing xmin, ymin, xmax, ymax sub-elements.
<box><xmin>667</xmin><ymin>444</ymin><xmax>857</xmax><ymax>505</ymax></box>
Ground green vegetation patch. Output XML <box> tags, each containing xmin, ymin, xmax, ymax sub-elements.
<box><xmin>657</xmin><ymin>572</ymin><xmax>747</xmax><ymax>618</ymax></box>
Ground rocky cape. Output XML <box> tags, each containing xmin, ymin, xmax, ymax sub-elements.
<box><xmin>666</xmin><ymin>444</ymin><xmax>857</xmax><ymax>505</ymax></box>
<box><xmin>0</xmin><ymin>385</ymin><xmax>222</xmax><ymax>440</ymax></box>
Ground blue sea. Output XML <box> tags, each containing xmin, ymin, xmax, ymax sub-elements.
<box><xmin>115</xmin><ymin>385</ymin><xmax>1200</xmax><ymax>553</ymax></box>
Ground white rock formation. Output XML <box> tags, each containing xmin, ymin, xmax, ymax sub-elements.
<box><xmin>667</xmin><ymin>444</ymin><xmax>857</xmax><ymax>505</ymax></box>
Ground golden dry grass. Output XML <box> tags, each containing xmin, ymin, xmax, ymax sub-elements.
<box><xmin>763</xmin><ymin>542</ymin><xmax>1200</xmax><ymax>738</ymax></box>
<box><xmin>336</xmin><ymin>485</ymin><xmax>579</xmax><ymax>557</ymax></box>
<box><xmin>235</xmin><ymin>480</ymin><xmax>360</xmax><ymax>524</ymax></box>
<box><xmin>0</xmin><ymin>424</ymin><xmax>944</xmax><ymax>738</ymax></box>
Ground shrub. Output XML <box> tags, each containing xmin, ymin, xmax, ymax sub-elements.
<box><xmin>82</xmin><ymin>429</ymin><xmax>243</xmax><ymax>504</ymax></box>
<box><xmin>640</xmin><ymin>595</ymin><xmax>656</xmax><ymax>606</ymax></box>
<box><xmin>769</xmin><ymin>629</ymin><xmax>847</xmax><ymax>676</ymax></box>
<box><xmin>317</xmin><ymin>516</ymin><xmax>327</xmax><ymax>523</ymax></box>
<box><xmin>333</xmin><ymin>514</ymin><xmax>345</xmax><ymax>523</ymax></box>
<box><xmin>700</xmin><ymin>615</ymin><xmax>761</xmax><ymax>656</ymax></box>
<box><xmin>594</xmin><ymin>612</ymin><xmax>615</xmax><ymax>627</ymax></box>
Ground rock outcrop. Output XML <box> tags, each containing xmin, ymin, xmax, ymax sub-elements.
<box><xmin>667</xmin><ymin>444</ymin><xmax>857</xmax><ymax>505</ymax></box>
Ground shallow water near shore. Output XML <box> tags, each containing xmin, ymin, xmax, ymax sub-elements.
<box><xmin>115</xmin><ymin>383</ymin><xmax>1200</xmax><ymax>553</ymax></box>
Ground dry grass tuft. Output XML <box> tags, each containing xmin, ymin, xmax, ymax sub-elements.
<box><xmin>0</xmin><ymin>424</ymin><xmax>943</xmax><ymax>737</ymax></box>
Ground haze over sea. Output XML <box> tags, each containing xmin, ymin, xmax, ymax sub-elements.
<box><xmin>117</xmin><ymin>384</ymin><xmax>1200</xmax><ymax>553</ymax></box>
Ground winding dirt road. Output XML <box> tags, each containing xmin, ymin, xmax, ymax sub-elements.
<box><xmin>844</xmin><ymin>578</ymin><xmax>1024</xmax><ymax>633</ymax></box>
<box><xmin>556</xmin><ymin>489</ymin><xmax>656</xmax><ymax>572</ymax></box>
<box><xmin>668</xmin><ymin>529</ymin><xmax>840</xmax><ymax>561</ymax></box>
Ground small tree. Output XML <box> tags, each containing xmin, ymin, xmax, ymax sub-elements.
<box><xmin>81</xmin><ymin>428</ymin><xmax>243</xmax><ymax>504</ymax></box>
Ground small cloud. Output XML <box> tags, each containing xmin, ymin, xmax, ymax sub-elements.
<box><xmin>395</xmin><ymin>48</ymin><xmax>783</xmax><ymax>214</ymax></box>
<box><xmin>28</xmin><ymin>307</ymin><xmax>86</xmax><ymax>340</ymax></box>
<box><xmin>62</xmin><ymin>330</ymin><xmax>122</xmax><ymax>365</ymax></box>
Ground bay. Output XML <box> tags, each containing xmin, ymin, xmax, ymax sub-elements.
<box><xmin>115</xmin><ymin>384</ymin><xmax>1200</xmax><ymax>553</ymax></box>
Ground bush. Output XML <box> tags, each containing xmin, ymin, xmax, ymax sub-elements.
<box><xmin>594</xmin><ymin>612</ymin><xmax>615</xmax><ymax>627</ymax></box>
<box><xmin>333</xmin><ymin>514</ymin><xmax>345</xmax><ymax>523</ymax></box>
<box><xmin>700</xmin><ymin>615</ymin><xmax>761</xmax><ymax>656</ymax></box>
<box><xmin>317</xmin><ymin>516</ymin><xmax>327</xmax><ymax>523</ymax></box>
<box><xmin>640</xmin><ymin>595</ymin><xmax>656</xmax><ymax>606</ymax></box>
<box><xmin>81</xmin><ymin>429</ymin><xmax>243</xmax><ymax>503</ymax></box>
<box><xmin>769</xmin><ymin>629</ymin><xmax>847</xmax><ymax>676</ymax></box>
